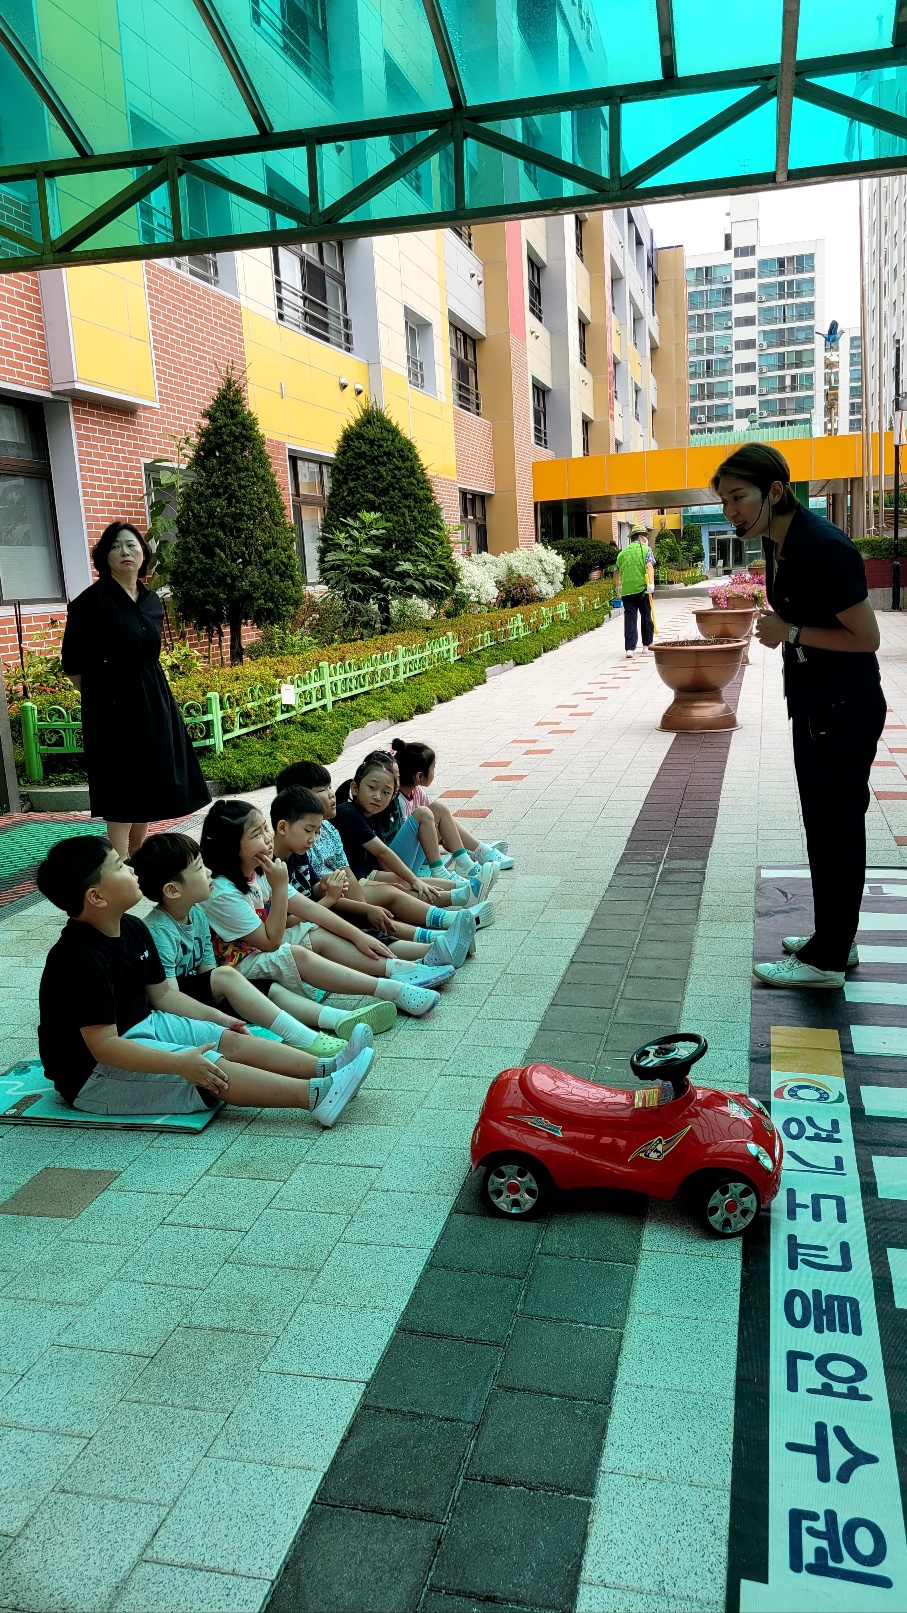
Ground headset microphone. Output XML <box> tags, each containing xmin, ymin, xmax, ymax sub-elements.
<box><xmin>733</xmin><ymin>494</ymin><xmax>766</xmax><ymax>538</ymax></box>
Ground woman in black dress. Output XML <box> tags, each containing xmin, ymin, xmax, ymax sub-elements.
<box><xmin>62</xmin><ymin>522</ymin><xmax>209</xmax><ymax>858</ymax></box>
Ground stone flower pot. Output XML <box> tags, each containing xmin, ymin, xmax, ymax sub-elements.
<box><xmin>693</xmin><ymin>603</ymin><xmax>757</xmax><ymax>665</ymax></box>
<box><xmin>723</xmin><ymin>591</ymin><xmax>756</xmax><ymax>609</ymax></box>
<box><xmin>651</xmin><ymin>638</ymin><xmax>746</xmax><ymax>731</ymax></box>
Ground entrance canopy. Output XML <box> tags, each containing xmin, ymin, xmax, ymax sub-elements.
<box><xmin>1</xmin><ymin>1</ymin><xmax>907</xmax><ymax>274</ymax></box>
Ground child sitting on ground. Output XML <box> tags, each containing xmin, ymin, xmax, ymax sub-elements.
<box><xmin>200</xmin><ymin>798</ymin><xmax>447</xmax><ymax>1019</ymax></box>
<box><xmin>269</xmin><ymin>785</ymin><xmax>476</xmax><ymax>970</ymax></box>
<box><xmin>338</xmin><ymin>749</ymin><xmax>499</xmax><ymax>904</ymax></box>
<box><xmin>390</xmin><ymin>737</ymin><xmax>515</xmax><ymax>871</ymax></box>
<box><xmin>334</xmin><ymin>754</ymin><xmax>495</xmax><ymax>936</ymax></box>
<box><xmin>131</xmin><ymin>831</ymin><xmax>363</xmax><ymax>1056</ymax></box>
<box><xmin>35</xmin><ymin>836</ymin><xmax>372</xmax><ymax>1127</ymax></box>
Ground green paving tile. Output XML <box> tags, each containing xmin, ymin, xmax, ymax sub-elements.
<box><xmin>112</xmin><ymin>1150</ymin><xmax>222</xmax><ymax>1194</ymax></box>
<box><xmin>581</xmin><ymin>1472</ymin><xmax>731</xmax><ymax>1604</ymax></box>
<box><xmin>59</xmin><ymin>1190</ymin><xmax>181</xmax><ymax>1246</ymax></box>
<box><xmin>632</xmin><ymin>1251</ymin><xmax>741</xmax><ymax>1321</ymax></box>
<box><xmin>431</xmin><ymin>1212</ymin><xmax>541</xmax><ymax>1277</ymax></box>
<box><xmin>602</xmin><ymin>1383</ymin><xmax>735</xmax><ymax>1490</ymax></box>
<box><xmin>0</xmin><ymin>1214</ymin><xmax>66</xmax><ymax>1272</ymax></box>
<box><xmin>468</xmin><ymin>1389</ymin><xmax>608</xmax><ymax>1496</ymax></box>
<box><xmin>497</xmin><ymin>1319</ymin><xmax>621</xmax><ymax>1404</ymax></box>
<box><xmin>116</xmin><ymin>1226</ymin><xmax>241</xmax><ymax>1289</ymax></box>
<box><xmin>308</xmin><ymin>1124</ymin><xmax>399</xmax><ymax>1167</ymax></box>
<box><xmin>231</xmin><ymin>1208</ymin><xmax>348</xmax><ymax>1270</ymax></box>
<box><xmin>164</xmin><ymin>1176</ymin><xmax>279</xmax><ymax>1231</ymax></box>
<box><xmin>401</xmin><ymin>1266</ymin><xmax>522</xmax><ymax>1345</ymax></box>
<box><xmin>187</xmin><ymin>1261</ymin><xmax>314</xmax><ymax>1336</ymax></box>
<box><xmin>430</xmin><ymin>1480</ymin><xmax>587</xmax><ymax>1610</ymax></box>
<box><xmin>342</xmin><ymin>1190</ymin><xmax>453</xmax><ymax>1250</ymax></box>
<box><xmin>125</xmin><ymin>1327</ymin><xmax>274</xmax><ymax>1412</ymax></box>
<box><xmin>0</xmin><ymin>1345</ymin><xmax>143</xmax><ymax>1437</ymax></box>
<box><xmin>3</xmin><ymin>1238</ymin><xmax>130</xmax><ymax>1304</ymax></box>
<box><xmin>209</xmin><ymin>1135</ymin><xmax>316</xmax><ymax>1182</ymax></box>
<box><xmin>306</xmin><ymin>1241</ymin><xmax>428</xmax><ymax>1311</ymax></box>
<box><xmin>112</xmin><ymin>1562</ymin><xmax>269</xmax><ymax>1613</ymax></box>
<box><xmin>540</xmin><ymin>1203</ymin><xmax>644</xmax><ymax>1264</ymax></box>
<box><xmin>61</xmin><ymin>1400</ymin><xmax>225</xmax><ymax>1503</ymax></box>
<box><xmin>520</xmin><ymin>1255</ymin><xmax>634</xmax><ymax>1329</ymax></box>
<box><xmin>147</xmin><ymin>1457</ymin><xmax>319</xmax><ymax>1578</ymax></box>
<box><xmin>264</xmin><ymin>1302</ymin><xmax>397</xmax><ymax>1382</ymax></box>
<box><xmin>61</xmin><ymin>1281</ymin><xmax>192</xmax><ymax>1357</ymax></box>
<box><xmin>273</xmin><ymin>1163</ymin><xmax>379</xmax><ymax>1215</ymax></box>
<box><xmin>374</xmin><ymin>1146</ymin><xmax>471</xmax><ymax>1195</ymax></box>
<box><xmin>212</xmin><ymin>1372</ymin><xmax>361</xmax><ymax>1468</ymax></box>
<box><xmin>0</xmin><ymin>1297</ymin><xmax>75</xmax><ymax>1373</ymax></box>
<box><xmin>576</xmin><ymin>1589</ymin><xmax>722</xmax><ymax>1613</ymax></box>
<box><xmin>0</xmin><ymin>1427</ymin><xmax>84</xmax><ymax>1534</ymax></box>
<box><xmin>617</xmin><ymin>1311</ymin><xmax>739</xmax><ymax>1398</ymax></box>
<box><xmin>268</xmin><ymin>1505</ymin><xmax>439</xmax><ymax>1613</ymax></box>
<box><xmin>317</xmin><ymin>1407</ymin><xmax>472</xmax><ymax>1519</ymax></box>
<box><xmin>0</xmin><ymin>1489</ymin><xmax>164</xmax><ymax>1613</ymax></box>
<box><xmin>366</xmin><ymin>1334</ymin><xmax>499</xmax><ymax>1422</ymax></box>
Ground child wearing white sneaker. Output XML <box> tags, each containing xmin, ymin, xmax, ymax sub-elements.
<box><xmin>390</xmin><ymin>738</ymin><xmax>515</xmax><ymax>872</ymax></box>
<box><xmin>200</xmin><ymin>800</ymin><xmax>442</xmax><ymax>1019</ymax></box>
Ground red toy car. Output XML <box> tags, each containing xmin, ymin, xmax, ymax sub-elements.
<box><xmin>470</xmin><ymin>1033</ymin><xmax>782</xmax><ymax>1236</ymax></box>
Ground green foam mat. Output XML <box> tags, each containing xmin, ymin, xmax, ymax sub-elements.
<box><xmin>0</xmin><ymin>1060</ymin><xmax>223</xmax><ymax>1132</ymax></box>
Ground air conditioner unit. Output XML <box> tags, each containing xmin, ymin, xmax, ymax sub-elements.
<box><xmin>695</xmin><ymin>414</ymin><xmax>707</xmax><ymax>424</ymax></box>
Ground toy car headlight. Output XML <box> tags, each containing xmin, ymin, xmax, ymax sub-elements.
<box><xmin>747</xmin><ymin>1141</ymin><xmax>774</xmax><ymax>1172</ymax></box>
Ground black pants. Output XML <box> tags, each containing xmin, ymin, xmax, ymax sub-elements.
<box><xmin>792</xmin><ymin>691</ymin><xmax>886</xmax><ymax>972</ymax></box>
<box><xmin>623</xmin><ymin>591</ymin><xmax>653</xmax><ymax>650</ymax></box>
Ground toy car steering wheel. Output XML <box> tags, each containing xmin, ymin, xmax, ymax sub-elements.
<box><xmin>630</xmin><ymin>1033</ymin><xmax>708</xmax><ymax>1085</ymax></box>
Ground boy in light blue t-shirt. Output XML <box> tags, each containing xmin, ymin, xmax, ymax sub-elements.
<box><xmin>131</xmin><ymin>833</ymin><xmax>353</xmax><ymax>1058</ymax></box>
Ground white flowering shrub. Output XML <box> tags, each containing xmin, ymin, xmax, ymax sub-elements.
<box><xmin>449</xmin><ymin>553</ymin><xmax>500</xmax><ymax>613</ymax></box>
<box><xmin>470</xmin><ymin>546</ymin><xmax>565</xmax><ymax>600</ymax></box>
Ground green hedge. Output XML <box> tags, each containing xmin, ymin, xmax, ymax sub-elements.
<box><xmin>190</xmin><ymin>607</ymin><xmax>606</xmax><ymax>792</ymax></box>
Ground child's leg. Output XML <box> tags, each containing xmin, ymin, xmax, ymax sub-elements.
<box><xmin>291</xmin><ymin>944</ymin><xmax>439</xmax><ymax>1017</ymax></box>
<box><xmin>308</xmin><ymin>932</ymin><xmax>430</xmax><ymax>975</ymax></box>
<box><xmin>210</xmin><ymin>968</ymin><xmax>341</xmax><ymax>1055</ymax></box>
<box><xmin>209</xmin><ymin>1058</ymin><xmax>313</xmax><ymax>1107</ymax></box>
<box><xmin>427</xmin><ymin>801</ymin><xmax>470</xmax><ymax>855</ymax></box>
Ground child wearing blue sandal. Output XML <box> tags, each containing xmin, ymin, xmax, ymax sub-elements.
<box><xmin>390</xmin><ymin>738</ymin><xmax>515</xmax><ymax>872</ymax></box>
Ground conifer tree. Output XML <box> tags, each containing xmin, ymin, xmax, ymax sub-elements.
<box><xmin>170</xmin><ymin>368</ymin><xmax>302</xmax><ymax>663</ymax></box>
<box><xmin>320</xmin><ymin>403</ymin><xmax>457</xmax><ymax>629</ymax></box>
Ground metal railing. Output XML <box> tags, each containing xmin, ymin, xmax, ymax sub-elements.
<box><xmin>407</xmin><ymin>354</ymin><xmax>425</xmax><ymax>389</ymax></box>
<box><xmin>452</xmin><ymin>376</ymin><xmax>481</xmax><ymax>413</ymax></box>
<box><xmin>275</xmin><ymin>276</ymin><xmax>353</xmax><ymax>352</ymax></box>
<box><xmin>19</xmin><ymin>595</ymin><xmax>609</xmax><ymax>783</ymax></box>
<box><xmin>251</xmin><ymin>0</ymin><xmax>332</xmax><ymax>97</ymax></box>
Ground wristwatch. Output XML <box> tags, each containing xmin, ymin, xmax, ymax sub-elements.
<box><xmin>787</xmin><ymin>624</ymin><xmax>801</xmax><ymax>647</ymax></box>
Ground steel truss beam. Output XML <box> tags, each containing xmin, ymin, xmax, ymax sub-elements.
<box><xmin>2</xmin><ymin>44</ymin><xmax>907</xmax><ymax>272</ymax></box>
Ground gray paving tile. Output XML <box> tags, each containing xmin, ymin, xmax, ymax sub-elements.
<box><xmin>112</xmin><ymin>1562</ymin><xmax>269</xmax><ymax>1612</ymax></box>
<box><xmin>126</xmin><ymin>1327</ymin><xmax>275</xmax><ymax>1412</ymax></box>
<box><xmin>61</xmin><ymin>1399</ymin><xmax>225</xmax><ymax>1503</ymax></box>
<box><xmin>147</xmin><ymin>1457</ymin><xmax>319</xmax><ymax>1578</ymax></box>
<box><xmin>0</xmin><ymin>1490</ymin><xmax>164</xmax><ymax>1613</ymax></box>
<box><xmin>212</xmin><ymin>1372</ymin><xmax>361</xmax><ymax>1468</ymax></box>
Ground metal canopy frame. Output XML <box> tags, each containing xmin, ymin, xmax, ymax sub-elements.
<box><xmin>1</xmin><ymin>0</ymin><xmax>907</xmax><ymax>273</ymax></box>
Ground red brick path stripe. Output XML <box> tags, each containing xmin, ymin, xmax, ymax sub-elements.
<box><xmin>874</xmin><ymin>791</ymin><xmax>907</xmax><ymax>799</ymax></box>
<box><xmin>481</xmin><ymin>761</ymin><xmax>511</xmax><ymax>767</ymax></box>
<box><xmin>493</xmin><ymin>774</ymin><xmax>526</xmax><ymax>782</ymax></box>
<box><xmin>454</xmin><ymin>808</ymin><xmax>492</xmax><ymax>819</ymax></box>
<box><xmin>524</xmin><ymin>748</ymin><xmax>553</xmax><ymax>755</ymax></box>
<box><xmin>439</xmin><ymin>790</ymin><xmax>476</xmax><ymax>799</ymax></box>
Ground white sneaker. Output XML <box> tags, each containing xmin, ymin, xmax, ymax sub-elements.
<box><xmin>469</xmin><ymin>900</ymin><xmax>495</xmax><ymax>930</ymax></box>
<box><xmin>753</xmin><ymin>956</ymin><xmax>845</xmax><ymax>991</ymax></box>
<box><xmin>426</xmin><ymin>911</ymin><xmax>475</xmax><ymax>969</ymax></box>
<box><xmin>395</xmin><ymin>984</ymin><xmax>440</xmax><ymax>1017</ymax></box>
<box><xmin>467</xmin><ymin>863</ymin><xmax>497</xmax><ymax>902</ymax></box>
<box><xmin>489</xmin><ymin>841</ymin><xmax>509</xmax><ymax>855</ymax></box>
<box><xmin>625</xmin><ymin>650</ymin><xmax>635</xmax><ymax>659</ymax></box>
<box><xmin>319</xmin><ymin>1024</ymin><xmax>373</xmax><ymax>1074</ymax></box>
<box><xmin>483</xmin><ymin>845</ymin><xmax>515</xmax><ymax>870</ymax></box>
<box><xmin>388</xmin><ymin>961</ymin><xmax>455</xmax><ymax>988</ymax></box>
<box><xmin>783</xmin><ymin>935</ymin><xmax>859</xmax><ymax>969</ymax></box>
<box><xmin>312</xmin><ymin>1048</ymin><xmax>373</xmax><ymax>1127</ymax></box>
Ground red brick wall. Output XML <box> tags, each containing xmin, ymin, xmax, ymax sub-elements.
<box><xmin>430</xmin><ymin>474</ymin><xmax>461</xmax><ymax>529</ymax></box>
<box><xmin>0</xmin><ymin>271</ymin><xmax>51</xmax><ymax>392</ymax></box>
<box><xmin>453</xmin><ymin>408</ymin><xmax>495</xmax><ymax>494</ymax></box>
<box><xmin>510</xmin><ymin>334</ymin><xmax>538</xmax><ymax>550</ymax></box>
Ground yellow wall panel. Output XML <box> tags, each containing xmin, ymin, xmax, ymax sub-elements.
<box><xmin>242</xmin><ymin>307</ymin><xmax>368</xmax><ymax>455</ymax></box>
<box><xmin>66</xmin><ymin>264</ymin><xmax>156</xmax><ymax>401</ymax></box>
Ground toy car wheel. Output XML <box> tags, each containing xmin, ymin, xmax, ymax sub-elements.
<box><xmin>485</xmin><ymin>1156</ymin><xmax>547</xmax><ymax>1217</ymax></box>
<box><xmin>700</xmin><ymin>1174</ymin><xmax>761</xmax><ymax>1237</ymax></box>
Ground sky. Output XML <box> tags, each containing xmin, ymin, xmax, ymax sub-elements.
<box><xmin>644</xmin><ymin>180</ymin><xmax>861</xmax><ymax>329</ymax></box>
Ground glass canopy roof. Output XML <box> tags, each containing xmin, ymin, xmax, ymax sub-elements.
<box><xmin>1</xmin><ymin>0</ymin><xmax>906</xmax><ymax>272</ymax></box>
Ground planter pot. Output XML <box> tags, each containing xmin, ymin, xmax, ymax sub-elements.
<box><xmin>693</xmin><ymin>604</ymin><xmax>756</xmax><ymax>666</ymax></box>
<box><xmin>651</xmin><ymin>638</ymin><xmax>746</xmax><ymax>732</ymax></box>
<box><xmin>722</xmin><ymin>591</ymin><xmax>756</xmax><ymax>609</ymax></box>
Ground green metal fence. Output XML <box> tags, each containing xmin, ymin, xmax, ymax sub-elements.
<box><xmin>20</xmin><ymin>598</ymin><xmax>603</xmax><ymax>783</ymax></box>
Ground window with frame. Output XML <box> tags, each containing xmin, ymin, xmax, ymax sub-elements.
<box><xmin>734</xmin><ymin>267</ymin><xmax>756</xmax><ymax>280</ymax></box>
<box><xmin>735</xmin><ymin>338</ymin><xmax>757</xmax><ymax>350</ymax></box>
<box><xmin>532</xmin><ymin>382</ymin><xmax>548</xmax><ymax>447</ymax></box>
<box><xmin>578</xmin><ymin>317</ymin><xmax>588</xmax><ymax>368</ymax></box>
<box><xmin>0</xmin><ymin>399</ymin><xmax>63</xmax><ymax>602</ymax></box>
<box><xmin>274</xmin><ymin>241</ymin><xmax>352</xmax><ymax>351</ymax></box>
<box><xmin>252</xmin><ymin>0</ymin><xmax>331</xmax><ymax>96</ymax></box>
<box><xmin>386</xmin><ymin>56</ymin><xmax>428</xmax><ymax>197</ymax></box>
<box><xmin>735</xmin><ymin>361</ymin><xmax>756</xmax><ymax>374</ymax></box>
<box><xmin>449</xmin><ymin>323</ymin><xmax>481</xmax><ymax>414</ymax></box>
<box><xmin>527</xmin><ymin>254</ymin><xmax>543</xmax><ymax>322</ymax></box>
<box><xmin>689</xmin><ymin>334</ymin><xmax>732</xmax><ymax>357</ymax></box>
<box><xmin>581</xmin><ymin>417</ymin><xmax>590</xmax><ymax>456</ymax></box>
<box><xmin>459</xmin><ymin>489</ymin><xmax>487</xmax><ymax>553</ymax></box>
<box><xmin>289</xmin><ymin>457</ymin><xmax>331</xmax><ymax>583</ymax></box>
<box><xmin>735</xmin><ymin>315</ymin><xmax>756</xmax><ymax>327</ymax></box>
<box><xmin>406</xmin><ymin>320</ymin><xmax>425</xmax><ymax>389</ymax></box>
<box><xmin>688</xmin><ymin>311</ymin><xmax>732</xmax><ymax>334</ymax></box>
<box><xmin>735</xmin><ymin>384</ymin><xmax>757</xmax><ymax>397</ymax></box>
<box><xmin>689</xmin><ymin>357</ymin><xmax>731</xmax><ymax>378</ymax></box>
<box><xmin>451</xmin><ymin>224</ymin><xmax>473</xmax><ymax>249</ymax></box>
<box><xmin>575</xmin><ymin>214</ymin><xmax>584</xmax><ymax>261</ymax></box>
<box><xmin>686</xmin><ymin>264</ymin><xmax>731</xmax><ymax>285</ymax></box>
<box><xmin>734</xmin><ymin>245</ymin><xmax>756</xmax><ymax>258</ymax></box>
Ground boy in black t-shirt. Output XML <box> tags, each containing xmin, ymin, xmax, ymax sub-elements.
<box><xmin>36</xmin><ymin>836</ymin><xmax>372</xmax><ymax>1126</ymax></box>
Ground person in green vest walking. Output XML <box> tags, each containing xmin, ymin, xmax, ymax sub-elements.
<box><xmin>613</xmin><ymin>524</ymin><xmax>656</xmax><ymax>657</ymax></box>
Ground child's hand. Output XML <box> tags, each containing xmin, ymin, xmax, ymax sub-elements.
<box><xmin>355</xmin><ymin>934</ymin><xmax>395</xmax><ymax>961</ymax></box>
<box><xmin>365</xmin><ymin>904</ymin><xmax>397</xmax><ymax>934</ymax></box>
<box><xmin>259</xmin><ymin>852</ymin><xmax>288</xmax><ymax>890</ymax></box>
<box><xmin>410</xmin><ymin>878</ymin><xmax>435</xmax><ymax>903</ymax></box>
<box><xmin>325</xmin><ymin>869</ymin><xmax>349</xmax><ymax>897</ymax></box>
<box><xmin>173</xmin><ymin>1047</ymin><xmax>228</xmax><ymax>1094</ymax></box>
<box><xmin>221</xmin><ymin>1016</ymin><xmax>249</xmax><ymax>1034</ymax></box>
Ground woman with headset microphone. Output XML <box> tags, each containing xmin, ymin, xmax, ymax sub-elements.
<box><xmin>712</xmin><ymin>444</ymin><xmax>883</xmax><ymax>991</ymax></box>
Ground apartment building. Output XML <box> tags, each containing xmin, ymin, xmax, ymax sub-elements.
<box><xmin>685</xmin><ymin>198</ymin><xmax>825</xmax><ymax>439</ymax></box>
<box><xmin>608</xmin><ymin>207</ymin><xmax>661</xmax><ymax>455</ymax></box>
<box><xmin>822</xmin><ymin>325</ymin><xmax>862</xmax><ymax>436</ymax></box>
<box><xmin>864</xmin><ymin>176</ymin><xmax>907</xmax><ymax>457</ymax></box>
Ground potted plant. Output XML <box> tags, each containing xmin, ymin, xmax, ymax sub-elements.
<box><xmin>710</xmin><ymin>573</ymin><xmax>767</xmax><ymax>610</ymax></box>
<box><xmin>651</xmin><ymin>637</ymin><xmax>747</xmax><ymax>731</ymax></box>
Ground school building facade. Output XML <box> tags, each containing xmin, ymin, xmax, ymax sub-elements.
<box><xmin>0</xmin><ymin>202</ymin><xmax>684</xmax><ymax>661</ymax></box>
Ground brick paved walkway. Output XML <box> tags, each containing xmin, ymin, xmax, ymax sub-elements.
<box><xmin>0</xmin><ymin>593</ymin><xmax>904</xmax><ymax>1612</ymax></box>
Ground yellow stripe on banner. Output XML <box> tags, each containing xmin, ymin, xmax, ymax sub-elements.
<box><xmin>770</xmin><ymin>1024</ymin><xmax>844</xmax><ymax>1078</ymax></box>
